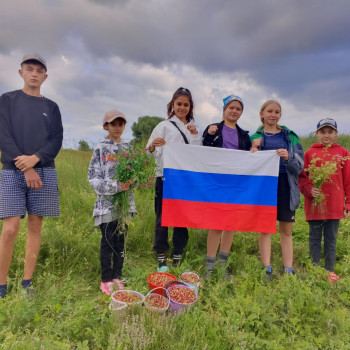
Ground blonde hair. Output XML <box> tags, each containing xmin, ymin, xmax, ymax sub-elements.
<box><xmin>260</xmin><ymin>100</ymin><xmax>282</xmax><ymax>128</ymax></box>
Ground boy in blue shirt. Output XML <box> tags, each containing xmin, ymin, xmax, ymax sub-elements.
<box><xmin>0</xmin><ymin>54</ymin><xmax>63</xmax><ymax>298</ymax></box>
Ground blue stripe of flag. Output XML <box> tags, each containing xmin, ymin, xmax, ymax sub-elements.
<box><xmin>163</xmin><ymin>168</ymin><xmax>278</xmax><ymax>206</ymax></box>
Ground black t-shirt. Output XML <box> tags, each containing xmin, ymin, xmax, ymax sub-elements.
<box><xmin>0</xmin><ymin>89</ymin><xmax>63</xmax><ymax>169</ymax></box>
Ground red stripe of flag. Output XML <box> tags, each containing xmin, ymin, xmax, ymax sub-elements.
<box><xmin>162</xmin><ymin>199</ymin><xmax>277</xmax><ymax>233</ymax></box>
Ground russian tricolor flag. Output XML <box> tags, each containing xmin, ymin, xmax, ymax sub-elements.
<box><xmin>161</xmin><ymin>143</ymin><xmax>280</xmax><ymax>233</ymax></box>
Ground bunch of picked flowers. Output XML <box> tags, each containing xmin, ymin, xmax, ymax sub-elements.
<box><xmin>114</xmin><ymin>146</ymin><xmax>156</xmax><ymax>227</ymax></box>
<box><xmin>305</xmin><ymin>147</ymin><xmax>349</xmax><ymax>211</ymax></box>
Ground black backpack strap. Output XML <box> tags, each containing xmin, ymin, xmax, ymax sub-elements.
<box><xmin>169</xmin><ymin>121</ymin><xmax>189</xmax><ymax>144</ymax></box>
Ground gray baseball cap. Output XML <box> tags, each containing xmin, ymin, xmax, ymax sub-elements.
<box><xmin>21</xmin><ymin>53</ymin><xmax>47</xmax><ymax>70</ymax></box>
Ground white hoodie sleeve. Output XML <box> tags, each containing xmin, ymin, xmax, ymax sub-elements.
<box><xmin>88</xmin><ymin>145</ymin><xmax>122</xmax><ymax>196</ymax></box>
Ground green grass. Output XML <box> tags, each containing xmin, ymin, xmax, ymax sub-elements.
<box><xmin>300</xmin><ymin>133</ymin><xmax>350</xmax><ymax>151</ymax></box>
<box><xmin>0</xmin><ymin>136</ymin><xmax>350</xmax><ymax>349</ymax></box>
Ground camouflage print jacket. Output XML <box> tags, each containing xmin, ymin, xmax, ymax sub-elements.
<box><xmin>88</xmin><ymin>138</ymin><xmax>137</xmax><ymax>220</ymax></box>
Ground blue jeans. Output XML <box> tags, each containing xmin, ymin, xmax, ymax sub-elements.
<box><xmin>308</xmin><ymin>220</ymin><xmax>339</xmax><ymax>272</ymax></box>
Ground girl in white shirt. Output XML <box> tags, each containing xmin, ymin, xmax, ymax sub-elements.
<box><xmin>147</xmin><ymin>87</ymin><xmax>202</xmax><ymax>272</ymax></box>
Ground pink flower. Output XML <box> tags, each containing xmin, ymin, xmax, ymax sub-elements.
<box><xmin>126</xmin><ymin>165</ymin><xmax>131</xmax><ymax>169</ymax></box>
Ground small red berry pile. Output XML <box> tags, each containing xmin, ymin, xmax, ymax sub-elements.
<box><xmin>148</xmin><ymin>273</ymin><xmax>176</xmax><ymax>287</ymax></box>
<box><xmin>181</xmin><ymin>272</ymin><xmax>199</xmax><ymax>284</ymax></box>
<box><xmin>168</xmin><ymin>286</ymin><xmax>196</xmax><ymax>304</ymax></box>
<box><xmin>113</xmin><ymin>291</ymin><xmax>142</xmax><ymax>304</ymax></box>
<box><xmin>145</xmin><ymin>294</ymin><xmax>168</xmax><ymax>309</ymax></box>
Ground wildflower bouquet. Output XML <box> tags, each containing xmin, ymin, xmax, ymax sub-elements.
<box><xmin>114</xmin><ymin>146</ymin><xmax>156</xmax><ymax>227</ymax></box>
<box><xmin>305</xmin><ymin>147</ymin><xmax>349</xmax><ymax>211</ymax></box>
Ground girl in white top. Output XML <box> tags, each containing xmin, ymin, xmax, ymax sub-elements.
<box><xmin>147</xmin><ymin>87</ymin><xmax>202</xmax><ymax>271</ymax></box>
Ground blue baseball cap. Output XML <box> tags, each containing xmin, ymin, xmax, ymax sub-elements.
<box><xmin>316</xmin><ymin>118</ymin><xmax>337</xmax><ymax>131</ymax></box>
<box><xmin>223</xmin><ymin>95</ymin><xmax>244</xmax><ymax>110</ymax></box>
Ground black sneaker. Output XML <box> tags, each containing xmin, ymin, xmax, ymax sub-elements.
<box><xmin>265</xmin><ymin>270</ymin><xmax>273</xmax><ymax>281</ymax></box>
<box><xmin>172</xmin><ymin>254</ymin><xmax>182</xmax><ymax>268</ymax></box>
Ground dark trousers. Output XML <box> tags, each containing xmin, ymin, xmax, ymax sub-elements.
<box><xmin>99</xmin><ymin>221</ymin><xmax>126</xmax><ymax>282</ymax></box>
<box><xmin>309</xmin><ymin>219</ymin><xmax>339</xmax><ymax>272</ymax></box>
<box><xmin>153</xmin><ymin>177</ymin><xmax>188</xmax><ymax>255</ymax></box>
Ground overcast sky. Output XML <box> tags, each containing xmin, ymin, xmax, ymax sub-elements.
<box><xmin>1</xmin><ymin>0</ymin><xmax>350</xmax><ymax>148</ymax></box>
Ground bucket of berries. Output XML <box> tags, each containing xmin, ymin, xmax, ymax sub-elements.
<box><xmin>146</xmin><ymin>273</ymin><xmax>177</xmax><ymax>296</ymax></box>
<box><xmin>165</xmin><ymin>281</ymin><xmax>197</xmax><ymax>313</ymax></box>
<box><xmin>180</xmin><ymin>272</ymin><xmax>200</xmax><ymax>295</ymax></box>
<box><xmin>144</xmin><ymin>287</ymin><xmax>169</xmax><ymax>313</ymax></box>
<box><xmin>111</xmin><ymin>290</ymin><xmax>145</xmax><ymax>310</ymax></box>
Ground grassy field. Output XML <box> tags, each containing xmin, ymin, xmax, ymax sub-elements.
<box><xmin>0</xmin><ymin>136</ymin><xmax>350</xmax><ymax>349</ymax></box>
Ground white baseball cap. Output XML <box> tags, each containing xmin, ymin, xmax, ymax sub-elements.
<box><xmin>21</xmin><ymin>53</ymin><xmax>47</xmax><ymax>71</ymax></box>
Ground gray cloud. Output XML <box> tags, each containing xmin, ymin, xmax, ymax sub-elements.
<box><xmin>3</xmin><ymin>2</ymin><xmax>350</xmax><ymax>84</ymax></box>
<box><xmin>1</xmin><ymin>0</ymin><xmax>350</xmax><ymax>145</ymax></box>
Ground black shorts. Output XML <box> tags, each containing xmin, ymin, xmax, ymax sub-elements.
<box><xmin>277</xmin><ymin>173</ymin><xmax>295</xmax><ymax>222</ymax></box>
